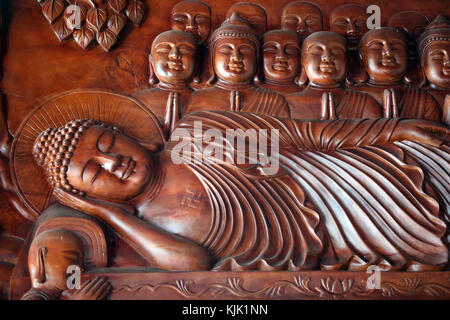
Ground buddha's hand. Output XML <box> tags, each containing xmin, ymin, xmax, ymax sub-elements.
<box><xmin>388</xmin><ymin>119</ymin><xmax>449</xmax><ymax>147</ymax></box>
<box><xmin>54</xmin><ymin>188</ymin><xmax>134</xmax><ymax>221</ymax></box>
<box><xmin>61</xmin><ymin>277</ymin><xmax>112</xmax><ymax>300</ymax></box>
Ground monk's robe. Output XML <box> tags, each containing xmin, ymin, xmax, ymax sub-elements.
<box><xmin>167</xmin><ymin>111</ymin><xmax>448</xmax><ymax>271</ymax></box>
<box><xmin>133</xmin><ymin>87</ymin><xmax>193</xmax><ymax>138</ymax></box>
<box><xmin>286</xmin><ymin>86</ymin><xmax>383</xmax><ymax>120</ymax></box>
<box><xmin>427</xmin><ymin>88</ymin><xmax>449</xmax><ymax>111</ymax></box>
<box><xmin>185</xmin><ymin>84</ymin><xmax>291</xmax><ymax>118</ymax></box>
<box><xmin>356</xmin><ymin>84</ymin><xmax>442</xmax><ymax>122</ymax></box>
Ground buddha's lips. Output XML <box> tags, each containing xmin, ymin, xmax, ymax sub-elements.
<box><xmin>319</xmin><ymin>63</ymin><xmax>336</xmax><ymax>72</ymax></box>
<box><xmin>228</xmin><ymin>62</ymin><xmax>245</xmax><ymax>73</ymax></box>
<box><xmin>168</xmin><ymin>61</ymin><xmax>183</xmax><ymax>71</ymax></box>
<box><xmin>272</xmin><ymin>63</ymin><xmax>289</xmax><ymax>71</ymax></box>
<box><xmin>381</xmin><ymin>57</ymin><xmax>397</xmax><ymax>67</ymax></box>
<box><xmin>121</xmin><ymin>159</ymin><xmax>136</xmax><ymax>180</ymax></box>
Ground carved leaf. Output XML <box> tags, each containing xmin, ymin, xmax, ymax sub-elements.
<box><xmin>42</xmin><ymin>0</ymin><xmax>65</xmax><ymax>23</ymax></box>
<box><xmin>108</xmin><ymin>0</ymin><xmax>128</xmax><ymax>13</ymax></box>
<box><xmin>96</xmin><ymin>28</ymin><xmax>117</xmax><ymax>51</ymax></box>
<box><xmin>107</xmin><ymin>12</ymin><xmax>126</xmax><ymax>36</ymax></box>
<box><xmin>86</xmin><ymin>8</ymin><xmax>107</xmax><ymax>32</ymax></box>
<box><xmin>125</xmin><ymin>0</ymin><xmax>144</xmax><ymax>26</ymax></box>
<box><xmin>73</xmin><ymin>26</ymin><xmax>95</xmax><ymax>49</ymax></box>
<box><xmin>51</xmin><ymin>16</ymin><xmax>73</xmax><ymax>41</ymax></box>
<box><xmin>63</xmin><ymin>4</ymin><xmax>87</xmax><ymax>31</ymax></box>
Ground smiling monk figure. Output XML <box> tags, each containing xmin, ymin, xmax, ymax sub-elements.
<box><xmin>185</xmin><ymin>13</ymin><xmax>290</xmax><ymax>118</ymax></box>
<box><xmin>286</xmin><ymin>31</ymin><xmax>382</xmax><ymax>120</ymax></box>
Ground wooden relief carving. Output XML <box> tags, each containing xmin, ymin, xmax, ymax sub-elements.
<box><xmin>36</xmin><ymin>0</ymin><xmax>145</xmax><ymax>51</ymax></box>
<box><xmin>1</xmin><ymin>0</ymin><xmax>450</xmax><ymax>301</ymax></box>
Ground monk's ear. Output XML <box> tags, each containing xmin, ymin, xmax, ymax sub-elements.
<box><xmin>148</xmin><ymin>54</ymin><xmax>159</xmax><ymax>86</ymax></box>
<box><xmin>36</xmin><ymin>247</ymin><xmax>47</xmax><ymax>284</ymax></box>
<box><xmin>419</xmin><ymin>67</ymin><xmax>428</xmax><ymax>88</ymax></box>
<box><xmin>253</xmin><ymin>72</ymin><xmax>263</xmax><ymax>85</ymax></box>
<box><xmin>295</xmin><ymin>66</ymin><xmax>308</xmax><ymax>87</ymax></box>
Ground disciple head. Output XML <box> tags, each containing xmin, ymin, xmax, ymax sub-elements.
<box><xmin>29</xmin><ymin>229</ymin><xmax>84</xmax><ymax>291</ymax></box>
<box><xmin>281</xmin><ymin>1</ymin><xmax>323</xmax><ymax>40</ymax></box>
<box><xmin>301</xmin><ymin>31</ymin><xmax>348</xmax><ymax>87</ymax></box>
<box><xmin>330</xmin><ymin>3</ymin><xmax>368</xmax><ymax>48</ymax></box>
<box><xmin>148</xmin><ymin>30</ymin><xmax>198</xmax><ymax>86</ymax></box>
<box><xmin>359</xmin><ymin>28</ymin><xmax>408</xmax><ymax>83</ymax></box>
<box><xmin>226</xmin><ymin>2</ymin><xmax>268</xmax><ymax>36</ymax></box>
<box><xmin>208</xmin><ymin>13</ymin><xmax>260</xmax><ymax>84</ymax></box>
<box><xmin>171</xmin><ymin>0</ymin><xmax>212</xmax><ymax>44</ymax></box>
<box><xmin>388</xmin><ymin>11</ymin><xmax>430</xmax><ymax>42</ymax></box>
<box><xmin>33</xmin><ymin>119</ymin><xmax>153</xmax><ymax>202</ymax></box>
<box><xmin>262</xmin><ymin>29</ymin><xmax>301</xmax><ymax>83</ymax></box>
<box><xmin>419</xmin><ymin>15</ymin><xmax>450</xmax><ymax>89</ymax></box>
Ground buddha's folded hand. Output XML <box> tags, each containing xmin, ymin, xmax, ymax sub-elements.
<box><xmin>388</xmin><ymin>119</ymin><xmax>450</xmax><ymax>147</ymax></box>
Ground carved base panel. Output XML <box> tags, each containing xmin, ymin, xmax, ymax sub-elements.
<box><xmin>12</xmin><ymin>271</ymin><xmax>450</xmax><ymax>300</ymax></box>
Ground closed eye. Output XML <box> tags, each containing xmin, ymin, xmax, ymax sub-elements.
<box><xmin>81</xmin><ymin>161</ymin><xmax>101</xmax><ymax>184</ymax></box>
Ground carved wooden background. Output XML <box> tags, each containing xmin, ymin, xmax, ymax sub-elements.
<box><xmin>0</xmin><ymin>0</ymin><xmax>449</xmax><ymax>300</ymax></box>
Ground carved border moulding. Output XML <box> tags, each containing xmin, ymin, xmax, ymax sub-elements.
<box><xmin>36</xmin><ymin>0</ymin><xmax>145</xmax><ymax>51</ymax></box>
<box><xmin>63</xmin><ymin>271</ymin><xmax>450</xmax><ymax>300</ymax></box>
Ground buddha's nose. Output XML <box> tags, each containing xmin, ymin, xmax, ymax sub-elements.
<box><xmin>230</xmin><ymin>49</ymin><xmax>242</xmax><ymax>62</ymax></box>
<box><xmin>382</xmin><ymin>46</ymin><xmax>393</xmax><ymax>57</ymax></box>
<box><xmin>185</xmin><ymin>19</ymin><xmax>196</xmax><ymax>31</ymax></box>
<box><xmin>168</xmin><ymin>46</ymin><xmax>181</xmax><ymax>60</ymax></box>
<box><xmin>97</xmin><ymin>152</ymin><xmax>122</xmax><ymax>173</ymax></box>
<box><xmin>347</xmin><ymin>21</ymin><xmax>358</xmax><ymax>35</ymax></box>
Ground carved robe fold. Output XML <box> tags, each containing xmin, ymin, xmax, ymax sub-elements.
<box><xmin>168</xmin><ymin>111</ymin><xmax>448</xmax><ymax>271</ymax></box>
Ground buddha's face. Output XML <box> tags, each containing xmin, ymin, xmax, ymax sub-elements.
<box><xmin>423</xmin><ymin>41</ymin><xmax>450</xmax><ymax>89</ymax></box>
<box><xmin>171</xmin><ymin>1</ymin><xmax>211</xmax><ymax>44</ymax></box>
<box><xmin>330</xmin><ymin>4</ymin><xmax>368</xmax><ymax>48</ymax></box>
<box><xmin>214</xmin><ymin>37</ymin><xmax>257</xmax><ymax>83</ymax></box>
<box><xmin>226</xmin><ymin>3</ymin><xmax>267</xmax><ymax>35</ymax></box>
<box><xmin>263</xmin><ymin>31</ymin><xmax>301</xmax><ymax>82</ymax></box>
<box><xmin>360</xmin><ymin>29</ymin><xmax>408</xmax><ymax>82</ymax></box>
<box><xmin>281</xmin><ymin>2</ymin><xmax>323</xmax><ymax>40</ymax></box>
<box><xmin>29</xmin><ymin>230</ymin><xmax>84</xmax><ymax>290</ymax></box>
<box><xmin>302</xmin><ymin>32</ymin><xmax>347</xmax><ymax>86</ymax></box>
<box><xmin>151</xmin><ymin>32</ymin><xmax>197</xmax><ymax>84</ymax></box>
<box><xmin>67</xmin><ymin>126</ymin><xmax>152</xmax><ymax>201</ymax></box>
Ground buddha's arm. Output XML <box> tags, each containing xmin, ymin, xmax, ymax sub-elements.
<box><xmin>283</xmin><ymin>117</ymin><xmax>449</xmax><ymax>151</ymax></box>
<box><xmin>54</xmin><ymin>189</ymin><xmax>212</xmax><ymax>271</ymax></box>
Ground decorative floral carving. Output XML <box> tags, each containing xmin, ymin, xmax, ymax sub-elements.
<box><xmin>112</xmin><ymin>275</ymin><xmax>450</xmax><ymax>299</ymax></box>
<box><xmin>36</xmin><ymin>0</ymin><xmax>146</xmax><ymax>52</ymax></box>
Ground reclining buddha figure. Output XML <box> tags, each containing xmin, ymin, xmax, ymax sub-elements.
<box><xmin>418</xmin><ymin>15</ymin><xmax>450</xmax><ymax>111</ymax></box>
<box><xmin>133</xmin><ymin>30</ymin><xmax>198</xmax><ymax>138</ymax></box>
<box><xmin>258</xmin><ymin>29</ymin><xmax>302</xmax><ymax>95</ymax></box>
<box><xmin>32</xmin><ymin>110</ymin><xmax>449</xmax><ymax>273</ymax></box>
<box><xmin>286</xmin><ymin>31</ymin><xmax>382</xmax><ymax>120</ymax></box>
<box><xmin>185</xmin><ymin>13</ymin><xmax>291</xmax><ymax>118</ymax></box>
<box><xmin>356</xmin><ymin>28</ymin><xmax>442</xmax><ymax>122</ymax></box>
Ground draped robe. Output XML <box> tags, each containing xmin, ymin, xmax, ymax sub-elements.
<box><xmin>166</xmin><ymin>111</ymin><xmax>448</xmax><ymax>271</ymax></box>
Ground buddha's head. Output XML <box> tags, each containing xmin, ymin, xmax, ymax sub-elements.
<box><xmin>262</xmin><ymin>29</ymin><xmax>301</xmax><ymax>83</ymax></box>
<box><xmin>171</xmin><ymin>0</ymin><xmax>211</xmax><ymax>44</ymax></box>
<box><xmin>149</xmin><ymin>30</ymin><xmax>198</xmax><ymax>86</ymax></box>
<box><xmin>419</xmin><ymin>15</ymin><xmax>450</xmax><ymax>89</ymax></box>
<box><xmin>301</xmin><ymin>31</ymin><xmax>348</xmax><ymax>87</ymax></box>
<box><xmin>33</xmin><ymin>119</ymin><xmax>153</xmax><ymax>202</ymax></box>
<box><xmin>360</xmin><ymin>28</ymin><xmax>408</xmax><ymax>83</ymax></box>
<box><xmin>281</xmin><ymin>1</ymin><xmax>323</xmax><ymax>40</ymax></box>
<box><xmin>208</xmin><ymin>13</ymin><xmax>260</xmax><ymax>84</ymax></box>
<box><xmin>330</xmin><ymin>3</ymin><xmax>368</xmax><ymax>49</ymax></box>
<box><xmin>29</xmin><ymin>229</ymin><xmax>84</xmax><ymax>291</ymax></box>
<box><xmin>226</xmin><ymin>2</ymin><xmax>268</xmax><ymax>36</ymax></box>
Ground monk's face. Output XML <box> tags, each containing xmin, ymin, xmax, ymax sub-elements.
<box><xmin>151</xmin><ymin>32</ymin><xmax>197</xmax><ymax>84</ymax></box>
<box><xmin>67</xmin><ymin>126</ymin><xmax>152</xmax><ymax>201</ymax></box>
<box><xmin>226</xmin><ymin>3</ymin><xmax>267</xmax><ymax>35</ymax></box>
<box><xmin>302</xmin><ymin>32</ymin><xmax>347</xmax><ymax>86</ymax></box>
<box><xmin>171</xmin><ymin>1</ymin><xmax>211</xmax><ymax>44</ymax></box>
<box><xmin>281</xmin><ymin>2</ymin><xmax>323</xmax><ymax>40</ymax></box>
<box><xmin>360</xmin><ymin>29</ymin><xmax>408</xmax><ymax>82</ymax></box>
<box><xmin>423</xmin><ymin>41</ymin><xmax>450</xmax><ymax>89</ymax></box>
<box><xmin>214</xmin><ymin>37</ymin><xmax>257</xmax><ymax>83</ymax></box>
<box><xmin>263</xmin><ymin>31</ymin><xmax>301</xmax><ymax>81</ymax></box>
<box><xmin>330</xmin><ymin>4</ymin><xmax>368</xmax><ymax>48</ymax></box>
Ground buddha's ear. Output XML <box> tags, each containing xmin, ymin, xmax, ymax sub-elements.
<box><xmin>148</xmin><ymin>54</ymin><xmax>159</xmax><ymax>86</ymax></box>
<box><xmin>36</xmin><ymin>247</ymin><xmax>47</xmax><ymax>284</ymax></box>
<box><xmin>295</xmin><ymin>66</ymin><xmax>308</xmax><ymax>87</ymax></box>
